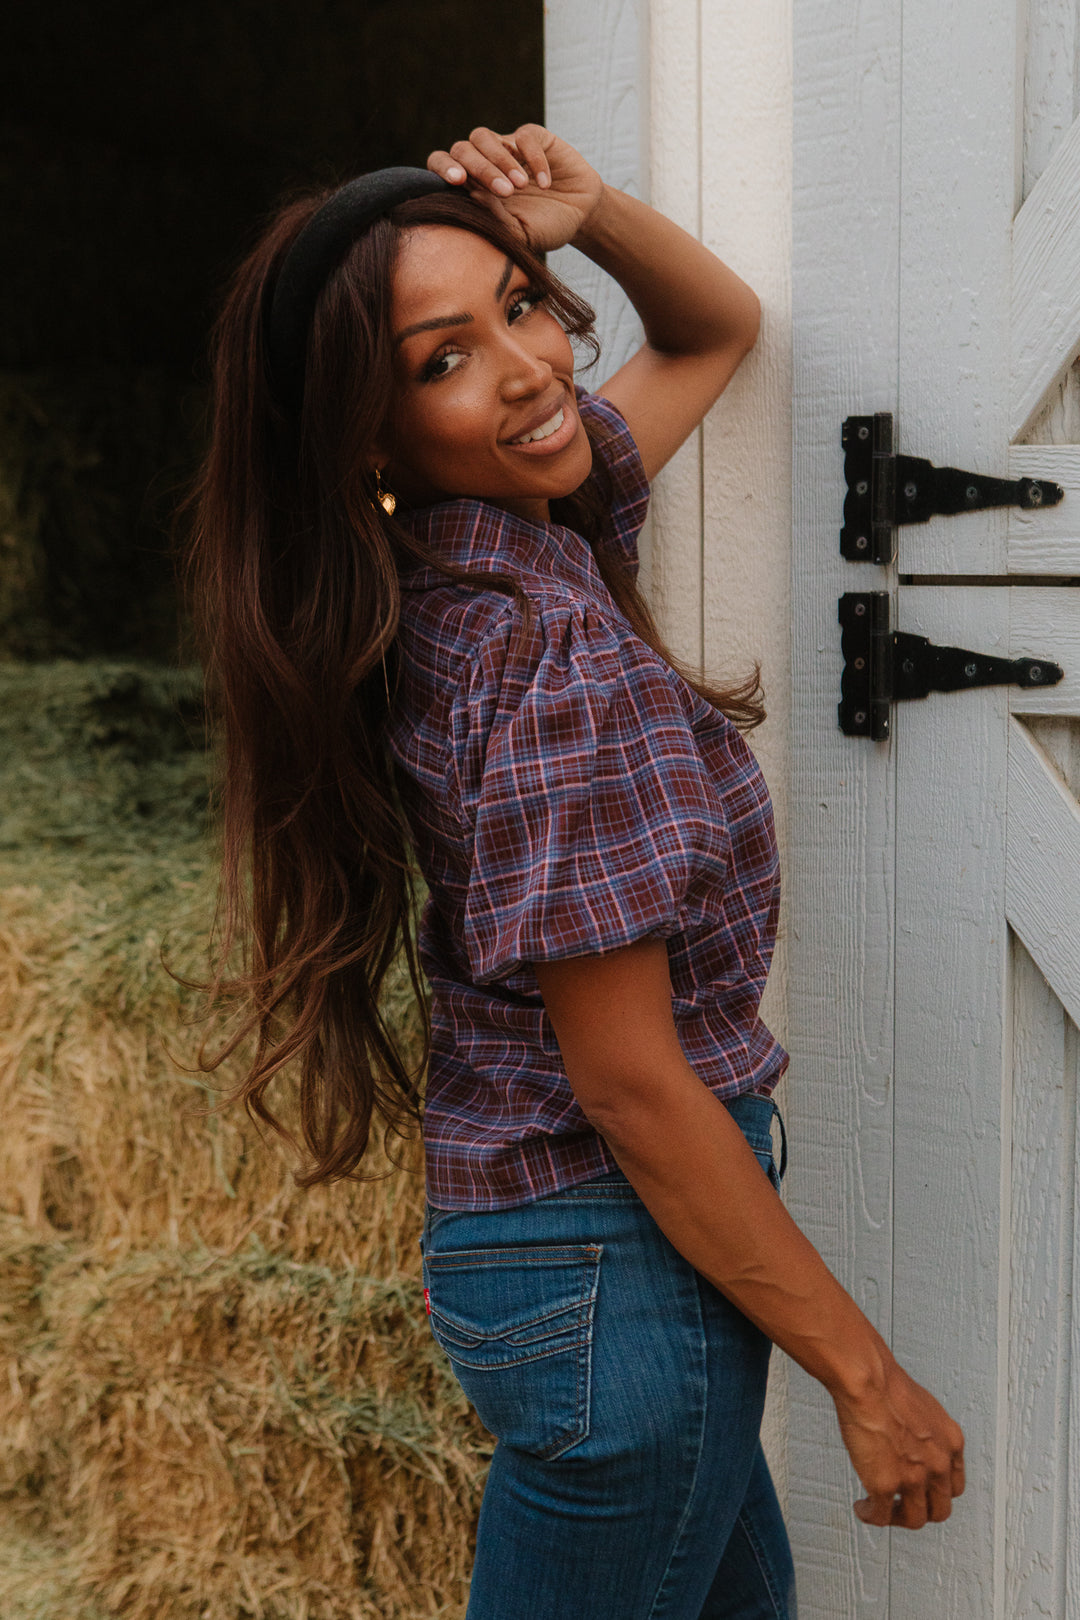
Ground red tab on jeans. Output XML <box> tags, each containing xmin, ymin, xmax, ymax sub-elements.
<box><xmin>423</xmin><ymin>1287</ymin><xmax>431</xmax><ymax>1315</ymax></box>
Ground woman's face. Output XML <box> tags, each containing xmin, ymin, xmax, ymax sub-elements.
<box><xmin>381</xmin><ymin>225</ymin><xmax>593</xmax><ymax>523</ymax></box>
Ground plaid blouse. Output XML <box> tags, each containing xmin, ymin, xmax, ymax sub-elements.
<box><xmin>390</xmin><ymin>390</ymin><xmax>787</xmax><ymax>1210</ymax></box>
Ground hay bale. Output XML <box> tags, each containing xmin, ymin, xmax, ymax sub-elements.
<box><xmin>0</xmin><ymin>661</ymin><xmax>491</xmax><ymax>1618</ymax></box>
<box><xmin>19</xmin><ymin>1245</ymin><xmax>486</xmax><ymax>1620</ymax></box>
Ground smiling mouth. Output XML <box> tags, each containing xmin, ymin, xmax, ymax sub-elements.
<box><xmin>510</xmin><ymin>407</ymin><xmax>565</xmax><ymax>446</ymax></box>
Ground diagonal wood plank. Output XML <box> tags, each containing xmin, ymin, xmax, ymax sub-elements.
<box><xmin>1012</xmin><ymin>111</ymin><xmax>1080</xmax><ymax>440</ymax></box>
<box><xmin>1006</xmin><ymin>716</ymin><xmax>1080</xmax><ymax>1027</ymax></box>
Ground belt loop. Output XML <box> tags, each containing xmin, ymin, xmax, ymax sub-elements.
<box><xmin>770</xmin><ymin>1101</ymin><xmax>788</xmax><ymax>1183</ymax></box>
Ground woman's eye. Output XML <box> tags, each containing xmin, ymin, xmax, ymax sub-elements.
<box><xmin>508</xmin><ymin>289</ymin><xmax>543</xmax><ymax>324</ymax></box>
<box><xmin>421</xmin><ymin>349</ymin><xmax>466</xmax><ymax>382</ymax></box>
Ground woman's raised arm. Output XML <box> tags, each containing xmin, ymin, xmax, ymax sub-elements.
<box><xmin>532</xmin><ymin>939</ymin><xmax>966</xmax><ymax>1531</ymax></box>
<box><xmin>425</xmin><ymin>124</ymin><xmax>760</xmax><ymax>478</ymax></box>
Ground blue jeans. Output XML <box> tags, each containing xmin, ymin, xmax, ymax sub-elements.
<box><xmin>421</xmin><ymin>1095</ymin><xmax>796</xmax><ymax>1619</ymax></box>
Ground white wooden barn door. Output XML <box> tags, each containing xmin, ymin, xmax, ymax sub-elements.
<box><xmin>792</xmin><ymin>1</ymin><xmax>1080</xmax><ymax>1615</ymax></box>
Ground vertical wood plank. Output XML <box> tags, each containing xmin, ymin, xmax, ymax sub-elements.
<box><xmin>897</xmin><ymin>0</ymin><xmax>1018</xmax><ymax>575</ymax></box>
<box><xmin>696</xmin><ymin>0</ymin><xmax>795</xmax><ymax>1505</ymax></box>
<box><xmin>891</xmin><ymin>3</ymin><xmax>1023</xmax><ymax>1609</ymax></box>
<box><xmin>644</xmin><ymin>0</ymin><xmax>704</xmax><ymax>670</ymax></box>
<box><xmin>790</xmin><ymin>3</ymin><xmax>900</xmax><ymax>1614</ymax></box>
<box><xmin>1007</xmin><ymin>937</ymin><xmax>1072</xmax><ymax>1620</ymax></box>
<box><xmin>891</xmin><ymin>587</ymin><xmax>1012</xmax><ymax>1618</ymax></box>
<box><xmin>1067</xmin><ymin>1015</ymin><xmax>1080</xmax><ymax>1618</ymax></box>
<box><xmin>544</xmin><ymin>0</ymin><xmax>648</xmax><ymax>373</ymax></box>
<box><xmin>698</xmin><ymin>0</ymin><xmax>793</xmax><ymax>847</ymax></box>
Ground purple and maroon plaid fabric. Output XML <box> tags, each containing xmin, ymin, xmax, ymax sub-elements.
<box><xmin>389</xmin><ymin>390</ymin><xmax>787</xmax><ymax>1210</ymax></box>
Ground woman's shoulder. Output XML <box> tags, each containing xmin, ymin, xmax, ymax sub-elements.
<box><xmin>459</xmin><ymin>590</ymin><xmax>695</xmax><ymax>742</ymax></box>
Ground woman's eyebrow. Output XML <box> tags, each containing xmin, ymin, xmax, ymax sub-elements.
<box><xmin>394</xmin><ymin>311</ymin><xmax>472</xmax><ymax>347</ymax></box>
<box><xmin>494</xmin><ymin>257</ymin><xmax>514</xmax><ymax>300</ymax></box>
<box><xmin>394</xmin><ymin>258</ymin><xmax>518</xmax><ymax>347</ymax></box>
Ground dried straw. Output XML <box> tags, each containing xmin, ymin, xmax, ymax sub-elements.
<box><xmin>0</xmin><ymin>664</ymin><xmax>491</xmax><ymax>1619</ymax></box>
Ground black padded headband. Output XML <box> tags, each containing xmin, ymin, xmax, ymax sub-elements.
<box><xmin>266</xmin><ymin>166</ymin><xmax>453</xmax><ymax>420</ymax></box>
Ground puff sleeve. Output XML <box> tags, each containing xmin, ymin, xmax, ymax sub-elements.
<box><xmin>450</xmin><ymin>602</ymin><xmax>732</xmax><ymax>983</ymax></box>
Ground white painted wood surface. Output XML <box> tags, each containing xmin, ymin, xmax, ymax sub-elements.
<box><xmin>790</xmin><ymin>3</ymin><xmax>900</xmax><ymax>1613</ymax></box>
<box><xmin>645</xmin><ymin>0</ymin><xmax>704</xmax><ymax>672</ymax></box>
<box><xmin>1007</xmin><ymin>938</ymin><xmax>1073</xmax><ymax>1620</ymax></box>
<box><xmin>1019</xmin><ymin>0</ymin><xmax>1080</xmax><ymax>448</ymax></box>
<box><xmin>1023</xmin><ymin>0</ymin><xmax>1080</xmax><ymax>200</ymax></box>
<box><xmin>1008</xmin><ymin>446</ymin><xmax>1080</xmax><ymax>572</ymax></box>
<box><xmin>1009</xmin><ymin>585</ymin><xmax>1080</xmax><ymax>712</ymax></box>
<box><xmin>891</xmin><ymin>586</ymin><xmax>1010</xmax><ymax>1618</ymax></box>
<box><xmin>897</xmin><ymin>1</ymin><xmax>1016</xmax><ymax>579</ymax></box>
<box><xmin>1007</xmin><ymin>716</ymin><xmax>1080</xmax><ymax>1027</ymax></box>
<box><xmin>698</xmin><ymin>0</ymin><xmax>793</xmax><ymax>829</ymax></box>
<box><xmin>1012</xmin><ymin>114</ymin><xmax>1080</xmax><ymax>441</ymax></box>
<box><xmin>543</xmin><ymin>0</ymin><xmax>647</xmax><ymax>375</ymax></box>
<box><xmin>795</xmin><ymin>1</ymin><xmax>1080</xmax><ymax>1614</ymax></box>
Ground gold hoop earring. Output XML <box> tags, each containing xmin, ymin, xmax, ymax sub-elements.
<box><xmin>375</xmin><ymin>467</ymin><xmax>396</xmax><ymax>517</ymax></box>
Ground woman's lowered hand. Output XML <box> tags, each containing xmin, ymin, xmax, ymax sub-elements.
<box><xmin>426</xmin><ymin>124</ymin><xmax>604</xmax><ymax>254</ymax></box>
<box><xmin>833</xmin><ymin>1353</ymin><xmax>966</xmax><ymax>1530</ymax></box>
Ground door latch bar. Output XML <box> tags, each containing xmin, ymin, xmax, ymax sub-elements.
<box><xmin>839</xmin><ymin>592</ymin><xmax>1064</xmax><ymax>738</ymax></box>
<box><xmin>841</xmin><ymin>413</ymin><xmax>1064</xmax><ymax>565</ymax></box>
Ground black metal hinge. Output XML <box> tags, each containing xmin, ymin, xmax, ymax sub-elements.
<box><xmin>841</xmin><ymin>413</ymin><xmax>1064</xmax><ymax>564</ymax></box>
<box><xmin>839</xmin><ymin>592</ymin><xmax>1064</xmax><ymax>738</ymax></box>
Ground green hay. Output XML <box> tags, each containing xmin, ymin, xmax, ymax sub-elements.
<box><xmin>1</xmin><ymin>661</ymin><xmax>488</xmax><ymax>1619</ymax></box>
<box><xmin>0</xmin><ymin>658</ymin><xmax>208</xmax><ymax>867</ymax></box>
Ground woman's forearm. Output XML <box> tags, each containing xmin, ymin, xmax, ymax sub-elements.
<box><xmin>572</xmin><ymin>183</ymin><xmax>761</xmax><ymax>361</ymax></box>
<box><xmin>580</xmin><ymin>1042</ymin><xmax>887</xmax><ymax>1397</ymax></box>
<box><xmin>535</xmin><ymin>941</ymin><xmax>965</xmax><ymax>1527</ymax></box>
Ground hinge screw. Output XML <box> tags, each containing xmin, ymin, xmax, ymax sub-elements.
<box><xmin>858</xmin><ymin>425</ymin><xmax>869</xmax><ymax>440</ymax></box>
<box><xmin>964</xmin><ymin>661</ymin><xmax>978</xmax><ymax>678</ymax></box>
<box><xmin>856</xmin><ymin>480</ymin><xmax>868</xmax><ymax>495</ymax></box>
<box><xmin>1029</xmin><ymin>664</ymin><xmax>1043</xmax><ymax>681</ymax></box>
<box><xmin>854</xmin><ymin>656</ymin><xmax>866</xmax><ymax>669</ymax></box>
<box><xmin>902</xmin><ymin>659</ymin><xmax>915</xmax><ymax>675</ymax></box>
<box><xmin>854</xmin><ymin>602</ymin><xmax>866</xmax><ymax>616</ymax></box>
<box><xmin>966</xmin><ymin>485</ymin><xmax>979</xmax><ymax>501</ymax></box>
<box><xmin>854</xmin><ymin>711</ymin><xmax>867</xmax><ymax>725</ymax></box>
<box><xmin>856</xmin><ymin>535</ymin><xmax>868</xmax><ymax>550</ymax></box>
<box><xmin>904</xmin><ymin>481</ymin><xmax>917</xmax><ymax>499</ymax></box>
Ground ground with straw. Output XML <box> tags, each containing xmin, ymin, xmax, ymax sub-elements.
<box><xmin>0</xmin><ymin>662</ymin><xmax>490</xmax><ymax>1618</ymax></box>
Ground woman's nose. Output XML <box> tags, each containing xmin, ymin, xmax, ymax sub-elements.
<box><xmin>499</xmin><ymin>335</ymin><xmax>551</xmax><ymax>399</ymax></box>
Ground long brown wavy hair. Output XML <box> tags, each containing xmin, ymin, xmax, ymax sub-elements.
<box><xmin>184</xmin><ymin>183</ymin><xmax>764</xmax><ymax>1186</ymax></box>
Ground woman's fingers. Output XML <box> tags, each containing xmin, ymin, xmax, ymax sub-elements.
<box><xmin>426</xmin><ymin>128</ymin><xmax>530</xmax><ymax>198</ymax></box>
<box><xmin>511</xmin><ymin>124</ymin><xmax>553</xmax><ymax>188</ymax></box>
<box><xmin>426</xmin><ymin>125</ymin><xmax>602</xmax><ymax>253</ymax></box>
<box><xmin>854</xmin><ymin>1466</ymin><xmax>952</xmax><ymax>1531</ymax></box>
<box><xmin>853</xmin><ymin>1492</ymin><xmax>895</xmax><ymax>1528</ymax></box>
<box><xmin>836</xmin><ymin>1359</ymin><xmax>965</xmax><ymax>1531</ymax></box>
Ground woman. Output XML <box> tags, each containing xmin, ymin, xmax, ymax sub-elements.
<box><xmin>188</xmin><ymin>123</ymin><xmax>964</xmax><ymax>1619</ymax></box>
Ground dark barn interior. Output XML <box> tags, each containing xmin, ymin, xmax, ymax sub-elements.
<box><xmin>0</xmin><ymin>0</ymin><xmax>543</xmax><ymax>661</ymax></box>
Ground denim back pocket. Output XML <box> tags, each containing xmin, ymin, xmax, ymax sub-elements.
<box><xmin>423</xmin><ymin>1243</ymin><xmax>601</xmax><ymax>1460</ymax></box>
